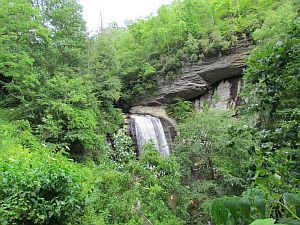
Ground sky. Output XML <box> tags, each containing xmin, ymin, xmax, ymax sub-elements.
<box><xmin>79</xmin><ymin>0</ymin><xmax>173</xmax><ymax>32</ymax></box>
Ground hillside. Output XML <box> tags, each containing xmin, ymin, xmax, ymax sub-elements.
<box><xmin>0</xmin><ymin>0</ymin><xmax>299</xmax><ymax>224</ymax></box>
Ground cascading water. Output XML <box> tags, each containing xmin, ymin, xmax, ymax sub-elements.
<box><xmin>131</xmin><ymin>114</ymin><xmax>170</xmax><ymax>157</ymax></box>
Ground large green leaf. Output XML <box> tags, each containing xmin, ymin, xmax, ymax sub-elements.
<box><xmin>250</xmin><ymin>218</ymin><xmax>287</xmax><ymax>225</ymax></box>
<box><xmin>226</xmin><ymin>197</ymin><xmax>240</xmax><ymax>221</ymax></box>
<box><xmin>254</xmin><ymin>196</ymin><xmax>266</xmax><ymax>217</ymax></box>
<box><xmin>283</xmin><ymin>193</ymin><xmax>300</xmax><ymax>205</ymax></box>
<box><xmin>283</xmin><ymin>193</ymin><xmax>300</xmax><ymax>218</ymax></box>
<box><xmin>239</xmin><ymin>197</ymin><xmax>251</xmax><ymax>220</ymax></box>
<box><xmin>211</xmin><ymin>199</ymin><xmax>229</xmax><ymax>225</ymax></box>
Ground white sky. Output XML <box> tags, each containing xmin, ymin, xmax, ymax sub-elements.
<box><xmin>79</xmin><ymin>0</ymin><xmax>173</xmax><ymax>32</ymax></box>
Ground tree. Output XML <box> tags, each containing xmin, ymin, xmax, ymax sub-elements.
<box><xmin>0</xmin><ymin>0</ymin><xmax>49</xmax><ymax>105</ymax></box>
<box><xmin>174</xmin><ymin>110</ymin><xmax>255</xmax><ymax>224</ymax></box>
<box><xmin>242</xmin><ymin>0</ymin><xmax>300</xmax><ymax>193</ymax></box>
<box><xmin>32</xmin><ymin>0</ymin><xmax>87</xmax><ymax>72</ymax></box>
<box><xmin>1</xmin><ymin>0</ymin><xmax>123</xmax><ymax>158</ymax></box>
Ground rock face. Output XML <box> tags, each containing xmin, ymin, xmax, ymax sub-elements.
<box><xmin>194</xmin><ymin>76</ymin><xmax>242</xmax><ymax>111</ymax></box>
<box><xmin>130</xmin><ymin>106</ymin><xmax>177</xmax><ymax>128</ymax></box>
<box><xmin>131</xmin><ymin>41</ymin><xmax>249</xmax><ymax>106</ymax></box>
<box><xmin>127</xmin><ymin>43</ymin><xmax>249</xmax><ymax>153</ymax></box>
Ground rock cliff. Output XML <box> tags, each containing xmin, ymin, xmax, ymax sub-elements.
<box><xmin>194</xmin><ymin>76</ymin><xmax>242</xmax><ymax>111</ymax></box>
<box><xmin>131</xmin><ymin>41</ymin><xmax>249</xmax><ymax>106</ymax></box>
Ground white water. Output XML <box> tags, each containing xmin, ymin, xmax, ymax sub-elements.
<box><xmin>131</xmin><ymin>115</ymin><xmax>170</xmax><ymax>156</ymax></box>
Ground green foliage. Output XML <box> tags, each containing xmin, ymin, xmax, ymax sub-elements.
<box><xmin>173</xmin><ymin>110</ymin><xmax>255</xmax><ymax>223</ymax></box>
<box><xmin>112</xmin><ymin>127</ymin><xmax>136</xmax><ymax>164</ymax></box>
<box><xmin>211</xmin><ymin>189</ymin><xmax>300</xmax><ymax>225</ymax></box>
<box><xmin>0</xmin><ymin>148</ymin><xmax>85</xmax><ymax>225</ymax></box>
<box><xmin>167</xmin><ymin>98</ymin><xmax>194</xmax><ymax>123</ymax></box>
<box><xmin>212</xmin><ymin>1</ymin><xmax>299</xmax><ymax>224</ymax></box>
<box><xmin>0</xmin><ymin>110</ymin><xmax>187</xmax><ymax>224</ymax></box>
<box><xmin>107</xmin><ymin>0</ymin><xmax>288</xmax><ymax>103</ymax></box>
<box><xmin>0</xmin><ymin>0</ymin><xmax>46</xmax><ymax>104</ymax></box>
<box><xmin>0</xmin><ymin>112</ymin><xmax>92</xmax><ymax>225</ymax></box>
<box><xmin>188</xmin><ymin>180</ymin><xmax>224</xmax><ymax>224</ymax></box>
<box><xmin>84</xmin><ymin>31</ymin><xmax>122</xmax><ymax>102</ymax></box>
<box><xmin>1</xmin><ymin>0</ymin><xmax>299</xmax><ymax>224</ymax></box>
<box><xmin>72</xmin><ymin>143</ymin><xmax>187</xmax><ymax>225</ymax></box>
<box><xmin>211</xmin><ymin>189</ymin><xmax>265</xmax><ymax>225</ymax></box>
<box><xmin>32</xmin><ymin>0</ymin><xmax>87</xmax><ymax>71</ymax></box>
<box><xmin>242</xmin><ymin>0</ymin><xmax>299</xmax><ymax>196</ymax></box>
<box><xmin>0</xmin><ymin>0</ymin><xmax>123</xmax><ymax>158</ymax></box>
<box><xmin>243</xmin><ymin>1</ymin><xmax>300</xmax><ymax>121</ymax></box>
<box><xmin>250</xmin><ymin>218</ymin><xmax>286</xmax><ymax>225</ymax></box>
<box><xmin>174</xmin><ymin>110</ymin><xmax>254</xmax><ymax>182</ymax></box>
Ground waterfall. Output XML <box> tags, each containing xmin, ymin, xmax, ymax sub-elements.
<box><xmin>131</xmin><ymin>114</ymin><xmax>170</xmax><ymax>156</ymax></box>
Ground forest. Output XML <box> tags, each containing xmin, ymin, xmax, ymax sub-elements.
<box><xmin>0</xmin><ymin>0</ymin><xmax>299</xmax><ymax>224</ymax></box>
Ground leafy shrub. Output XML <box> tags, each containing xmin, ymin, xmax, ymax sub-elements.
<box><xmin>174</xmin><ymin>110</ymin><xmax>254</xmax><ymax>182</ymax></box>
<box><xmin>211</xmin><ymin>4</ymin><xmax>300</xmax><ymax>224</ymax></box>
<box><xmin>173</xmin><ymin>110</ymin><xmax>256</xmax><ymax>223</ymax></box>
<box><xmin>73</xmin><ymin>143</ymin><xmax>187</xmax><ymax>225</ymax></box>
<box><xmin>211</xmin><ymin>188</ymin><xmax>300</xmax><ymax>225</ymax></box>
<box><xmin>0</xmin><ymin>114</ymin><xmax>91</xmax><ymax>225</ymax></box>
<box><xmin>0</xmin><ymin>110</ymin><xmax>188</xmax><ymax>225</ymax></box>
<box><xmin>112</xmin><ymin>127</ymin><xmax>136</xmax><ymax>165</ymax></box>
<box><xmin>167</xmin><ymin>98</ymin><xmax>194</xmax><ymax>123</ymax></box>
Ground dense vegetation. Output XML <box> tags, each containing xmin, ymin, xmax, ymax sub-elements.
<box><xmin>0</xmin><ymin>0</ymin><xmax>299</xmax><ymax>224</ymax></box>
<box><xmin>0</xmin><ymin>111</ymin><xmax>186</xmax><ymax>224</ymax></box>
<box><xmin>114</xmin><ymin>0</ymin><xmax>290</xmax><ymax>105</ymax></box>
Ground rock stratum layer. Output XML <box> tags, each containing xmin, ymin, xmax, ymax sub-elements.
<box><xmin>131</xmin><ymin>42</ymin><xmax>249</xmax><ymax>106</ymax></box>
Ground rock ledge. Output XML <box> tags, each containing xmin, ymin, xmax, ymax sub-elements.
<box><xmin>131</xmin><ymin>42</ymin><xmax>249</xmax><ymax>106</ymax></box>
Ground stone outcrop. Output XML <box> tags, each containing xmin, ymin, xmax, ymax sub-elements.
<box><xmin>131</xmin><ymin>41</ymin><xmax>249</xmax><ymax>106</ymax></box>
<box><xmin>127</xmin><ymin>42</ymin><xmax>249</xmax><ymax>153</ymax></box>
<box><xmin>130</xmin><ymin>106</ymin><xmax>177</xmax><ymax>128</ymax></box>
<box><xmin>194</xmin><ymin>76</ymin><xmax>242</xmax><ymax>111</ymax></box>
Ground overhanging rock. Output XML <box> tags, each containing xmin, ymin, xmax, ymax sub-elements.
<box><xmin>131</xmin><ymin>42</ymin><xmax>249</xmax><ymax>106</ymax></box>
